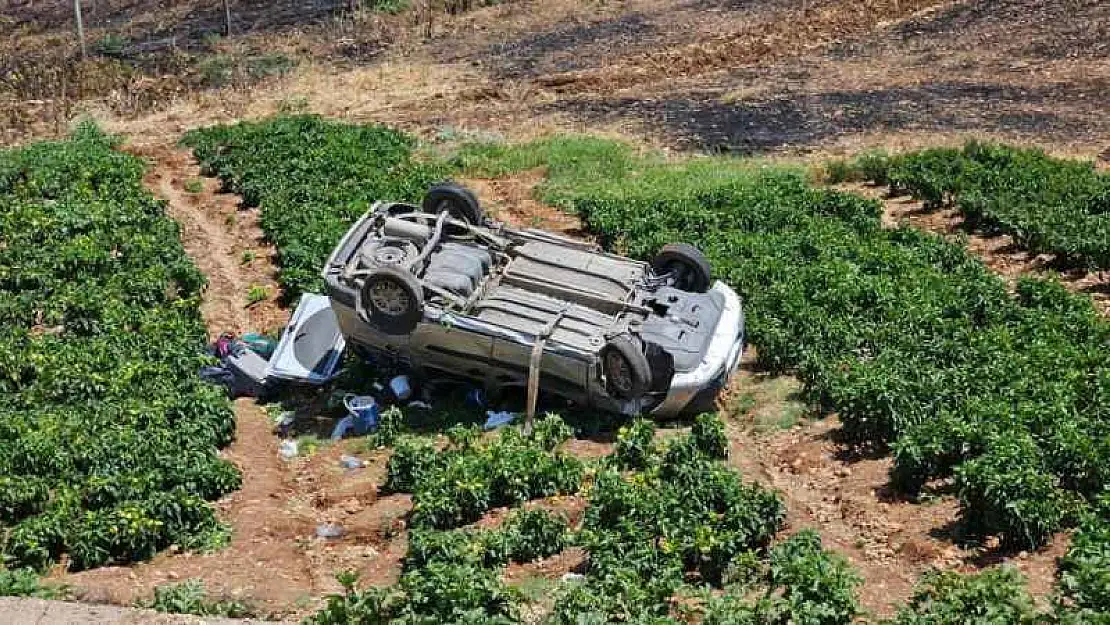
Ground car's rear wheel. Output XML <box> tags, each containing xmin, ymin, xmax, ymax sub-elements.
<box><xmin>652</xmin><ymin>243</ymin><xmax>712</xmax><ymax>293</ymax></box>
<box><xmin>423</xmin><ymin>182</ymin><xmax>484</xmax><ymax>225</ymax></box>
<box><xmin>602</xmin><ymin>335</ymin><xmax>651</xmax><ymax>399</ymax></box>
<box><xmin>358</xmin><ymin>266</ymin><xmax>424</xmax><ymax>335</ymax></box>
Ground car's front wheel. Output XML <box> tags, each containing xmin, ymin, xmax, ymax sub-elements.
<box><xmin>423</xmin><ymin>182</ymin><xmax>484</xmax><ymax>225</ymax></box>
<box><xmin>358</xmin><ymin>266</ymin><xmax>424</xmax><ymax>335</ymax></box>
<box><xmin>602</xmin><ymin>335</ymin><xmax>651</xmax><ymax>399</ymax></box>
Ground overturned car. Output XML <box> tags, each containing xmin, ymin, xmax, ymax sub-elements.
<box><xmin>322</xmin><ymin>183</ymin><xmax>744</xmax><ymax>417</ymax></box>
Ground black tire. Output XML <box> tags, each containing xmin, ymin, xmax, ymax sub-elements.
<box><xmin>601</xmin><ymin>335</ymin><xmax>651</xmax><ymax>399</ymax></box>
<box><xmin>358</xmin><ymin>266</ymin><xmax>424</xmax><ymax>335</ymax></box>
<box><xmin>651</xmin><ymin>243</ymin><xmax>712</xmax><ymax>293</ymax></box>
<box><xmin>422</xmin><ymin>182</ymin><xmax>484</xmax><ymax>225</ymax></box>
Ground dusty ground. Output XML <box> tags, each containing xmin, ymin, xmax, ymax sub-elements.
<box><xmin>9</xmin><ymin>0</ymin><xmax>1110</xmax><ymax>619</ymax></box>
<box><xmin>0</xmin><ymin>597</ymin><xmax>279</xmax><ymax>625</ymax></box>
<box><xmin>129</xmin><ymin>143</ymin><xmax>287</xmax><ymax>337</ymax></box>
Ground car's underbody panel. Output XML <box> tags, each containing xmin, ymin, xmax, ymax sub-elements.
<box><xmin>501</xmin><ymin>240</ymin><xmax>644</xmax><ymax>315</ymax></box>
<box><xmin>473</xmin><ymin>285</ymin><xmax>614</xmax><ymax>354</ymax></box>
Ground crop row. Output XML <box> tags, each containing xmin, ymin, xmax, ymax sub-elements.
<box><xmin>0</xmin><ymin>125</ymin><xmax>239</xmax><ymax>572</ymax></box>
<box><xmin>839</xmin><ymin>141</ymin><xmax>1110</xmax><ymax>269</ymax></box>
<box><xmin>311</xmin><ymin>414</ymin><xmax>867</xmax><ymax>625</ymax></box>
<box><xmin>451</xmin><ymin>137</ymin><xmax>1110</xmax><ymax>549</ymax></box>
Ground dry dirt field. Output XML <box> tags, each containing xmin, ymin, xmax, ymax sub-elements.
<box><xmin>3</xmin><ymin>0</ymin><xmax>1108</xmax><ymax>619</ymax></box>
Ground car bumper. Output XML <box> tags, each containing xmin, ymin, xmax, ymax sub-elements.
<box><xmin>651</xmin><ymin>281</ymin><xmax>744</xmax><ymax>418</ymax></box>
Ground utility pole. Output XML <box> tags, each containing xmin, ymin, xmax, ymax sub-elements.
<box><xmin>74</xmin><ymin>0</ymin><xmax>86</xmax><ymax>60</ymax></box>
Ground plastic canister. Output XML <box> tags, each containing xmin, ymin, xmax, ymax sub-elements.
<box><xmin>389</xmin><ymin>375</ymin><xmax>413</xmax><ymax>402</ymax></box>
<box><xmin>344</xmin><ymin>395</ymin><xmax>380</xmax><ymax>433</ymax></box>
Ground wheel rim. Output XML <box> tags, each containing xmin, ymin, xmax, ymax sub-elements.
<box><xmin>373</xmin><ymin>245</ymin><xmax>409</xmax><ymax>265</ymax></box>
<box><xmin>606</xmin><ymin>351</ymin><xmax>633</xmax><ymax>394</ymax></box>
<box><xmin>369</xmin><ymin>279</ymin><xmax>410</xmax><ymax>316</ymax></box>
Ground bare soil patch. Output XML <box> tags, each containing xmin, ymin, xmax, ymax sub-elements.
<box><xmin>57</xmin><ymin>399</ymin><xmax>315</xmax><ymax>614</ymax></box>
<box><xmin>461</xmin><ymin>170</ymin><xmax>590</xmax><ymax>237</ymax></box>
<box><xmin>129</xmin><ymin>142</ymin><xmax>286</xmax><ymax>336</ymax></box>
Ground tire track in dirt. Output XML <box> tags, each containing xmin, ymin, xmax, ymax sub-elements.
<box><xmin>131</xmin><ymin>144</ymin><xmax>287</xmax><ymax>336</ymax></box>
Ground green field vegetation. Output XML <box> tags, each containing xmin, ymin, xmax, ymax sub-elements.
<box><xmin>176</xmin><ymin>116</ymin><xmax>1110</xmax><ymax>619</ymax></box>
<box><xmin>0</xmin><ymin>126</ymin><xmax>239</xmax><ymax>573</ymax></box>
<box><xmin>311</xmin><ymin>415</ymin><xmax>865</xmax><ymax>625</ymax></box>
<box><xmin>384</xmin><ymin>418</ymin><xmax>584</xmax><ymax>530</ymax></box>
<box><xmin>832</xmin><ymin>142</ymin><xmax>1110</xmax><ymax>269</ymax></box>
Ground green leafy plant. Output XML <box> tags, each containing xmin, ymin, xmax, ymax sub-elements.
<box><xmin>499</xmin><ymin>508</ymin><xmax>569</xmax><ymax>563</ymax></box>
<box><xmin>691</xmin><ymin>413</ymin><xmax>729</xmax><ymax>460</ymax></box>
<box><xmin>451</xmin><ymin>134</ymin><xmax>1110</xmax><ymax>551</ymax></box>
<box><xmin>399</xmin><ymin>426</ymin><xmax>584</xmax><ymax>530</ymax></box>
<box><xmin>0</xmin><ymin>567</ymin><xmax>69</xmax><ymax>599</ymax></box>
<box><xmin>885</xmin><ymin>567</ymin><xmax>1040</xmax><ymax>625</ymax></box>
<box><xmin>1056</xmin><ymin>512</ymin><xmax>1110</xmax><ymax>615</ymax></box>
<box><xmin>183</xmin><ymin>115</ymin><xmax>448</xmax><ymax>297</ymax></box>
<box><xmin>613</xmin><ymin>418</ymin><xmax>657</xmax><ymax>470</ymax></box>
<box><xmin>246</xmin><ymin>284</ymin><xmax>270</xmax><ymax>306</ymax></box>
<box><xmin>872</xmin><ymin>142</ymin><xmax>1110</xmax><ymax>268</ymax></box>
<box><xmin>93</xmin><ymin>34</ymin><xmax>129</xmax><ymax>58</ymax></box>
<box><xmin>138</xmin><ymin>579</ymin><xmax>256</xmax><ymax>618</ymax></box>
<box><xmin>767</xmin><ymin>531</ymin><xmax>861</xmax><ymax>625</ymax></box>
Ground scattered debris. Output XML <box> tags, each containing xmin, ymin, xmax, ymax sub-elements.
<box><xmin>339</xmin><ymin>455</ymin><xmax>367</xmax><ymax>469</ymax></box>
<box><xmin>240</xmin><ymin>332</ymin><xmax>277</xmax><ymax>359</ymax></box>
<box><xmin>199</xmin><ymin>332</ymin><xmax>273</xmax><ymax>398</ymax></box>
<box><xmin>200</xmin><ymin>295</ymin><xmax>346</xmax><ymax>399</ymax></box>
<box><xmin>265</xmin><ymin>293</ymin><xmax>346</xmax><ymax>384</ymax></box>
<box><xmin>198</xmin><ymin>364</ymin><xmax>235</xmax><ymax>389</ymax></box>
<box><xmin>466</xmin><ymin>387</ymin><xmax>486</xmax><ymax>409</ymax></box>
<box><xmin>330</xmin><ymin>395</ymin><xmax>380</xmax><ymax>440</ymax></box>
<box><xmin>225</xmin><ymin>341</ymin><xmax>272</xmax><ymax>398</ymax></box>
<box><xmin>560</xmin><ymin>572</ymin><xmax>585</xmax><ymax>582</ymax></box>
<box><xmin>274</xmin><ymin>411</ymin><xmax>297</xmax><ymax>437</ymax></box>
<box><xmin>315</xmin><ymin>523</ymin><xmax>345</xmax><ymax>539</ymax></box>
<box><xmin>484</xmin><ymin>410</ymin><xmax>519</xmax><ymax>430</ymax></box>
<box><xmin>388</xmin><ymin>375</ymin><xmax>413</xmax><ymax>402</ymax></box>
<box><xmin>278</xmin><ymin>439</ymin><xmax>299</xmax><ymax>461</ymax></box>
